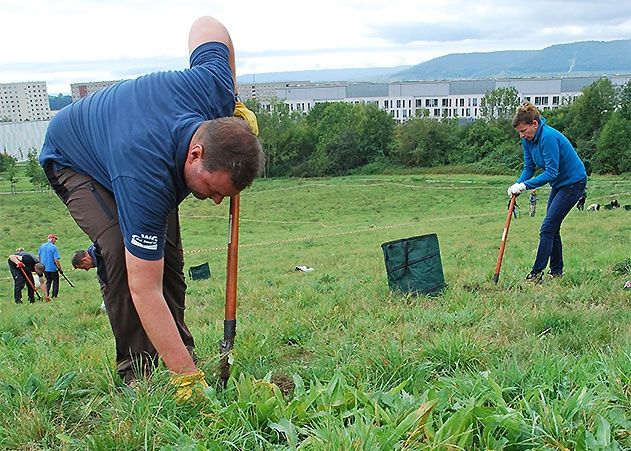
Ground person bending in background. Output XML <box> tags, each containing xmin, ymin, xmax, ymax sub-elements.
<box><xmin>72</xmin><ymin>244</ymin><xmax>108</xmax><ymax>312</ymax></box>
<box><xmin>40</xmin><ymin>15</ymin><xmax>264</xmax><ymax>397</ymax></box>
<box><xmin>8</xmin><ymin>248</ymin><xmax>48</xmax><ymax>303</ymax></box>
<box><xmin>38</xmin><ymin>234</ymin><xmax>63</xmax><ymax>298</ymax></box>
<box><xmin>507</xmin><ymin>101</ymin><xmax>587</xmax><ymax>283</ymax></box>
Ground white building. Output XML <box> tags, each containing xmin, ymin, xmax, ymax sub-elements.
<box><xmin>0</xmin><ymin>81</ymin><xmax>51</xmax><ymax>123</ymax></box>
<box><xmin>247</xmin><ymin>75</ymin><xmax>631</xmax><ymax>122</ymax></box>
<box><xmin>0</xmin><ymin>120</ymin><xmax>50</xmax><ymax>160</ymax></box>
<box><xmin>71</xmin><ymin>80</ymin><xmax>120</xmax><ymax>102</ymax></box>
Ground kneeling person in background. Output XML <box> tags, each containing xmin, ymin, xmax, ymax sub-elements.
<box><xmin>8</xmin><ymin>249</ymin><xmax>48</xmax><ymax>303</ymax></box>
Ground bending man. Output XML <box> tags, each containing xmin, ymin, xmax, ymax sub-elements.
<box><xmin>40</xmin><ymin>16</ymin><xmax>264</xmax><ymax>388</ymax></box>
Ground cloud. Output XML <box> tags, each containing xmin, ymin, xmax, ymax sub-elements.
<box><xmin>1</xmin><ymin>0</ymin><xmax>629</xmax><ymax>94</ymax></box>
<box><xmin>368</xmin><ymin>1</ymin><xmax>631</xmax><ymax>44</ymax></box>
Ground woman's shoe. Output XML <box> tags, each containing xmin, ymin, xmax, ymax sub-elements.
<box><xmin>525</xmin><ymin>271</ymin><xmax>543</xmax><ymax>284</ymax></box>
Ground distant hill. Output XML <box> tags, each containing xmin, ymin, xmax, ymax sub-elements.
<box><xmin>237</xmin><ymin>66</ymin><xmax>411</xmax><ymax>84</ymax></box>
<box><xmin>237</xmin><ymin>40</ymin><xmax>631</xmax><ymax>84</ymax></box>
<box><xmin>392</xmin><ymin>40</ymin><xmax>631</xmax><ymax>81</ymax></box>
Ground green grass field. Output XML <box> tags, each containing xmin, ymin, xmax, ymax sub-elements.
<box><xmin>1</xmin><ymin>174</ymin><xmax>630</xmax><ymax>449</ymax></box>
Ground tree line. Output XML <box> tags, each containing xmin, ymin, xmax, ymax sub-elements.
<box><xmin>253</xmin><ymin>77</ymin><xmax>631</xmax><ymax>177</ymax></box>
<box><xmin>1</xmin><ymin>78</ymin><xmax>629</xmax><ymax>193</ymax></box>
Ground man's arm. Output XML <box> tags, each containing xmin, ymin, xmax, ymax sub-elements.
<box><xmin>54</xmin><ymin>258</ymin><xmax>63</xmax><ymax>272</ymax></box>
<box><xmin>125</xmin><ymin>250</ymin><xmax>197</xmax><ymax>375</ymax></box>
<box><xmin>188</xmin><ymin>16</ymin><xmax>237</xmax><ymax>91</ymax></box>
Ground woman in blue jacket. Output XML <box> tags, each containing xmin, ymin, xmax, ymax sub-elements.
<box><xmin>507</xmin><ymin>101</ymin><xmax>587</xmax><ymax>283</ymax></box>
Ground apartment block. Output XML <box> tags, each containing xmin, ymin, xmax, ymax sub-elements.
<box><xmin>71</xmin><ymin>80</ymin><xmax>120</xmax><ymax>101</ymax></box>
<box><xmin>0</xmin><ymin>81</ymin><xmax>51</xmax><ymax>123</ymax></box>
<box><xmin>247</xmin><ymin>75</ymin><xmax>631</xmax><ymax>122</ymax></box>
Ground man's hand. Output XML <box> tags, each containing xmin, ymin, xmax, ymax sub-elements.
<box><xmin>234</xmin><ymin>101</ymin><xmax>259</xmax><ymax>136</ymax></box>
<box><xmin>170</xmin><ymin>369</ymin><xmax>209</xmax><ymax>402</ymax></box>
<box><xmin>507</xmin><ymin>182</ymin><xmax>527</xmax><ymax>197</ymax></box>
<box><xmin>16</xmin><ymin>261</ymin><xmax>25</xmax><ymax>268</ymax></box>
<box><xmin>58</xmin><ymin>268</ymin><xmax>64</xmax><ymax>274</ymax></box>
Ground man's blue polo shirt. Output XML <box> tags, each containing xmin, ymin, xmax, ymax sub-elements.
<box><xmin>40</xmin><ymin>42</ymin><xmax>235</xmax><ymax>260</ymax></box>
<box><xmin>38</xmin><ymin>241</ymin><xmax>60</xmax><ymax>272</ymax></box>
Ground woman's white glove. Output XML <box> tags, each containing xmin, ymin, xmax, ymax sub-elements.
<box><xmin>507</xmin><ymin>182</ymin><xmax>527</xmax><ymax>196</ymax></box>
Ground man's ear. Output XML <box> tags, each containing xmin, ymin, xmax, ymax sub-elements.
<box><xmin>187</xmin><ymin>143</ymin><xmax>204</xmax><ymax>163</ymax></box>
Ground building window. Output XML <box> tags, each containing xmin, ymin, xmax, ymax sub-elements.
<box><xmin>552</xmin><ymin>96</ymin><xmax>559</xmax><ymax>105</ymax></box>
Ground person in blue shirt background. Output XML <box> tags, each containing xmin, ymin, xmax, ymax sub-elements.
<box><xmin>40</xmin><ymin>15</ymin><xmax>264</xmax><ymax>397</ymax></box>
<box><xmin>507</xmin><ymin>101</ymin><xmax>587</xmax><ymax>283</ymax></box>
<box><xmin>38</xmin><ymin>234</ymin><xmax>63</xmax><ymax>298</ymax></box>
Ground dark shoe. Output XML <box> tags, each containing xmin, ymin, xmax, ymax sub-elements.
<box><xmin>525</xmin><ymin>272</ymin><xmax>543</xmax><ymax>284</ymax></box>
<box><xmin>548</xmin><ymin>271</ymin><xmax>563</xmax><ymax>279</ymax></box>
<box><xmin>15</xmin><ymin>299</ymin><xmax>23</xmax><ymax>304</ymax></box>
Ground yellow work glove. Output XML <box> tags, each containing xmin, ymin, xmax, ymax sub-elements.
<box><xmin>234</xmin><ymin>101</ymin><xmax>259</xmax><ymax>136</ymax></box>
<box><xmin>169</xmin><ymin>369</ymin><xmax>209</xmax><ymax>402</ymax></box>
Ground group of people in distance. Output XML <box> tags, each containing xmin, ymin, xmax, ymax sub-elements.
<box><xmin>4</xmin><ymin>15</ymin><xmax>625</xmax><ymax>400</ymax></box>
<box><xmin>8</xmin><ymin>234</ymin><xmax>64</xmax><ymax>303</ymax></box>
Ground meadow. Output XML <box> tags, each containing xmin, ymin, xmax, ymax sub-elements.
<box><xmin>0</xmin><ymin>173</ymin><xmax>629</xmax><ymax>450</ymax></box>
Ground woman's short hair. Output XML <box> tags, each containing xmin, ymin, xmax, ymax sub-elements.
<box><xmin>512</xmin><ymin>101</ymin><xmax>540</xmax><ymax>127</ymax></box>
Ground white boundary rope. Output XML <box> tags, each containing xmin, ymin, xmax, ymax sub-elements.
<box><xmin>183</xmin><ymin>211</ymin><xmax>498</xmax><ymax>254</ymax></box>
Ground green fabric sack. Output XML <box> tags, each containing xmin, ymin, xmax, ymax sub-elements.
<box><xmin>188</xmin><ymin>262</ymin><xmax>211</xmax><ymax>280</ymax></box>
<box><xmin>381</xmin><ymin>233</ymin><xmax>445</xmax><ymax>296</ymax></box>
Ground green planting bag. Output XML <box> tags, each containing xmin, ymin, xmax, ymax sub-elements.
<box><xmin>188</xmin><ymin>262</ymin><xmax>211</xmax><ymax>280</ymax></box>
<box><xmin>381</xmin><ymin>233</ymin><xmax>445</xmax><ymax>296</ymax></box>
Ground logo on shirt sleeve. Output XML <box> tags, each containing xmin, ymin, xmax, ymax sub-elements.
<box><xmin>130</xmin><ymin>234</ymin><xmax>158</xmax><ymax>250</ymax></box>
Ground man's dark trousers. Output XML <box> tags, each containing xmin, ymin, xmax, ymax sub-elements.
<box><xmin>44</xmin><ymin>164</ymin><xmax>195</xmax><ymax>384</ymax></box>
<box><xmin>45</xmin><ymin>271</ymin><xmax>60</xmax><ymax>297</ymax></box>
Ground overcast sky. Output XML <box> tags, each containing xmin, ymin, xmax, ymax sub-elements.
<box><xmin>1</xmin><ymin>0</ymin><xmax>630</xmax><ymax>94</ymax></box>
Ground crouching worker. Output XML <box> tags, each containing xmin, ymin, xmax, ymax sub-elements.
<box><xmin>8</xmin><ymin>249</ymin><xmax>48</xmax><ymax>303</ymax></box>
<box><xmin>507</xmin><ymin>101</ymin><xmax>586</xmax><ymax>283</ymax></box>
<box><xmin>72</xmin><ymin>244</ymin><xmax>108</xmax><ymax>311</ymax></box>
<box><xmin>40</xmin><ymin>15</ymin><xmax>265</xmax><ymax>398</ymax></box>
